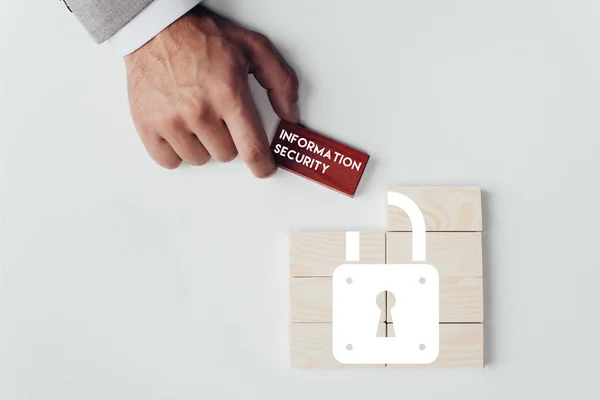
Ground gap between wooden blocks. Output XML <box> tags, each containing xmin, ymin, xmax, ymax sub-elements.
<box><xmin>289</xmin><ymin>186</ymin><xmax>484</xmax><ymax>368</ymax></box>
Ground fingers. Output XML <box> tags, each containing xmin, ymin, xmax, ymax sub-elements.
<box><xmin>243</xmin><ymin>33</ymin><xmax>300</xmax><ymax>123</ymax></box>
<box><xmin>189</xmin><ymin>116</ymin><xmax>238</xmax><ymax>163</ymax></box>
<box><xmin>164</xmin><ymin>132</ymin><xmax>211</xmax><ymax>166</ymax></box>
<box><xmin>223</xmin><ymin>88</ymin><xmax>276</xmax><ymax>178</ymax></box>
<box><xmin>154</xmin><ymin>116</ymin><xmax>210</xmax><ymax>166</ymax></box>
<box><xmin>140</xmin><ymin>112</ymin><xmax>242</xmax><ymax>170</ymax></box>
<box><xmin>144</xmin><ymin>136</ymin><xmax>183</xmax><ymax>170</ymax></box>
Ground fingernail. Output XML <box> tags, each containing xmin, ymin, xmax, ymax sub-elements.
<box><xmin>291</xmin><ymin>102</ymin><xmax>300</xmax><ymax>122</ymax></box>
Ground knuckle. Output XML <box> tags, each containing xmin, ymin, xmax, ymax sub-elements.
<box><xmin>158</xmin><ymin>114</ymin><xmax>181</xmax><ymax>133</ymax></box>
<box><xmin>224</xmin><ymin>98</ymin><xmax>244</xmax><ymax>116</ymax></box>
<box><xmin>249</xmin><ymin>32</ymin><xmax>272</xmax><ymax>49</ymax></box>
<box><xmin>214</xmin><ymin>77</ymin><xmax>244</xmax><ymax>106</ymax></box>
<box><xmin>283</xmin><ymin>70</ymin><xmax>300</xmax><ymax>95</ymax></box>
<box><xmin>182</xmin><ymin>99</ymin><xmax>211</xmax><ymax>126</ymax></box>
<box><xmin>223</xmin><ymin>74</ymin><xmax>244</xmax><ymax>94</ymax></box>
<box><xmin>135</xmin><ymin>119</ymin><xmax>154</xmax><ymax>137</ymax></box>
<box><xmin>131</xmin><ymin>110</ymin><xmax>154</xmax><ymax>136</ymax></box>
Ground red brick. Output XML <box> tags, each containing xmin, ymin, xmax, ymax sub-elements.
<box><xmin>270</xmin><ymin>120</ymin><xmax>370</xmax><ymax>197</ymax></box>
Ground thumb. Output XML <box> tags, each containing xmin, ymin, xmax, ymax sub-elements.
<box><xmin>244</xmin><ymin>33</ymin><xmax>300</xmax><ymax>123</ymax></box>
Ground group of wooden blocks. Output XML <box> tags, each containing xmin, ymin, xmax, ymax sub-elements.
<box><xmin>289</xmin><ymin>186</ymin><xmax>484</xmax><ymax>368</ymax></box>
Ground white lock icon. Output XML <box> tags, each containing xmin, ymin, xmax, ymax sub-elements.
<box><xmin>332</xmin><ymin>191</ymin><xmax>440</xmax><ymax>365</ymax></box>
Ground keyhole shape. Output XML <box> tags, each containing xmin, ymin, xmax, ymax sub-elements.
<box><xmin>387</xmin><ymin>291</ymin><xmax>396</xmax><ymax>337</ymax></box>
<box><xmin>376</xmin><ymin>292</ymin><xmax>396</xmax><ymax>337</ymax></box>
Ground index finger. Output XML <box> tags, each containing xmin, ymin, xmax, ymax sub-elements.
<box><xmin>223</xmin><ymin>88</ymin><xmax>277</xmax><ymax>178</ymax></box>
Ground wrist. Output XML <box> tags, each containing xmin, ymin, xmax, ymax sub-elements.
<box><xmin>124</xmin><ymin>13</ymin><xmax>201</xmax><ymax>68</ymax></box>
<box><xmin>108</xmin><ymin>0</ymin><xmax>202</xmax><ymax>56</ymax></box>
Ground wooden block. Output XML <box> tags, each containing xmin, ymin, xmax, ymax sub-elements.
<box><xmin>387</xmin><ymin>186</ymin><xmax>482</xmax><ymax>231</ymax></box>
<box><xmin>290</xmin><ymin>232</ymin><xmax>385</xmax><ymax>277</ymax></box>
<box><xmin>386</xmin><ymin>232</ymin><xmax>483</xmax><ymax>277</ymax></box>
<box><xmin>290</xmin><ymin>323</ymin><xmax>386</xmax><ymax>368</ymax></box>
<box><xmin>386</xmin><ymin>323</ymin><xmax>484</xmax><ymax>368</ymax></box>
<box><xmin>271</xmin><ymin>120</ymin><xmax>370</xmax><ymax>197</ymax></box>
<box><xmin>291</xmin><ymin>278</ymin><xmax>386</xmax><ymax>322</ymax></box>
<box><xmin>291</xmin><ymin>277</ymin><xmax>482</xmax><ymax>323</ymax></box>
<box><xmin>440</xmin><ymin>278</ymin><xmax>483</xmax><ymax>322</ymax></box>
<box><xmin>290</xmin><ymin>323</ymin><xmax>483</xmax><ymax>368</ymax></box>
<box><xmin>387</xmin><ymin>278</ymin><xmax>483</xmax><ymax>323</ymax></box>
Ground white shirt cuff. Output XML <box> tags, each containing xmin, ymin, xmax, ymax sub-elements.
<box><xmin>108</xmin><ymin>0</ymin><xmax>202</xmax><ymax>56</ymax></box>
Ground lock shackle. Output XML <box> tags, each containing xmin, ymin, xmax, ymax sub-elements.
<box><xmin>387</xmin><ymin>191</ymin><xmax>427</xmax><ymax>262</ymax></box>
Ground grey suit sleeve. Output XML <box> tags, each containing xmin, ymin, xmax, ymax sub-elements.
<box><xmin>65</xmin><ymin>0</ymin><xmax>154</xmax><ymax>44</ymax></box>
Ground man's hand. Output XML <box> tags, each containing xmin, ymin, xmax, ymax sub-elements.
<box><xmin>124</xmin><ymin>7</ymin><xmax>299</xmax><ymax>177</ymax></box>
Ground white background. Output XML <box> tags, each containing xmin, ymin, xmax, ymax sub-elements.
<box><xmin>1</xmin><ymin>0</ymin><xmax>600</xmax><ymax>398</ymax></box>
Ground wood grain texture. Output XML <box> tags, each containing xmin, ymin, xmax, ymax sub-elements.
<box><xmin>271</xmin><ymin>120</ymin><xmax>370</xmax><ymax>197</ymax></box>
<box><xmin>291</xmin><ymin>277</ymin><xmax>482</xmax><ymax>323</ymax></box>
<box><xmin>388</xmin><ymin>278</ymin><xmax>483</xmax><ymax>323</ymax></box>
<box><xmin>290</xmin><ymin>323</ymin><xmax>386</xmax><ymax>368</ymax></box>
<box><xmin>386</xmin><ymin>232</ymin><xmax>483</xmax><ymax>277</ymax></box>
<box><xmin>290</xmin><ymin>323</ymin><xmax>483</xmax><ymax>368</ymax></box>
<box><xmin>291</xmin><ymin>278</ymin><xmax>386</xmax><ymax>322</ymax></box>
<box><xmin>387</xmin><ymin>186</ymin><xmax>482</xmax><ymax>232</ymax></box>
<box><xmin>386</xmin><ymin>323</ymin><xmax>484</xmax><ymax>368</ymax></box>
<box><xmin>440</xmin><ymin>278</ymin><xmax>484</xmax><ymax>322</ymax></box>
<box><xmin>290</xmin><ymin>232</ymin><xmax>385</xmax><ymax>277</ymax></box>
